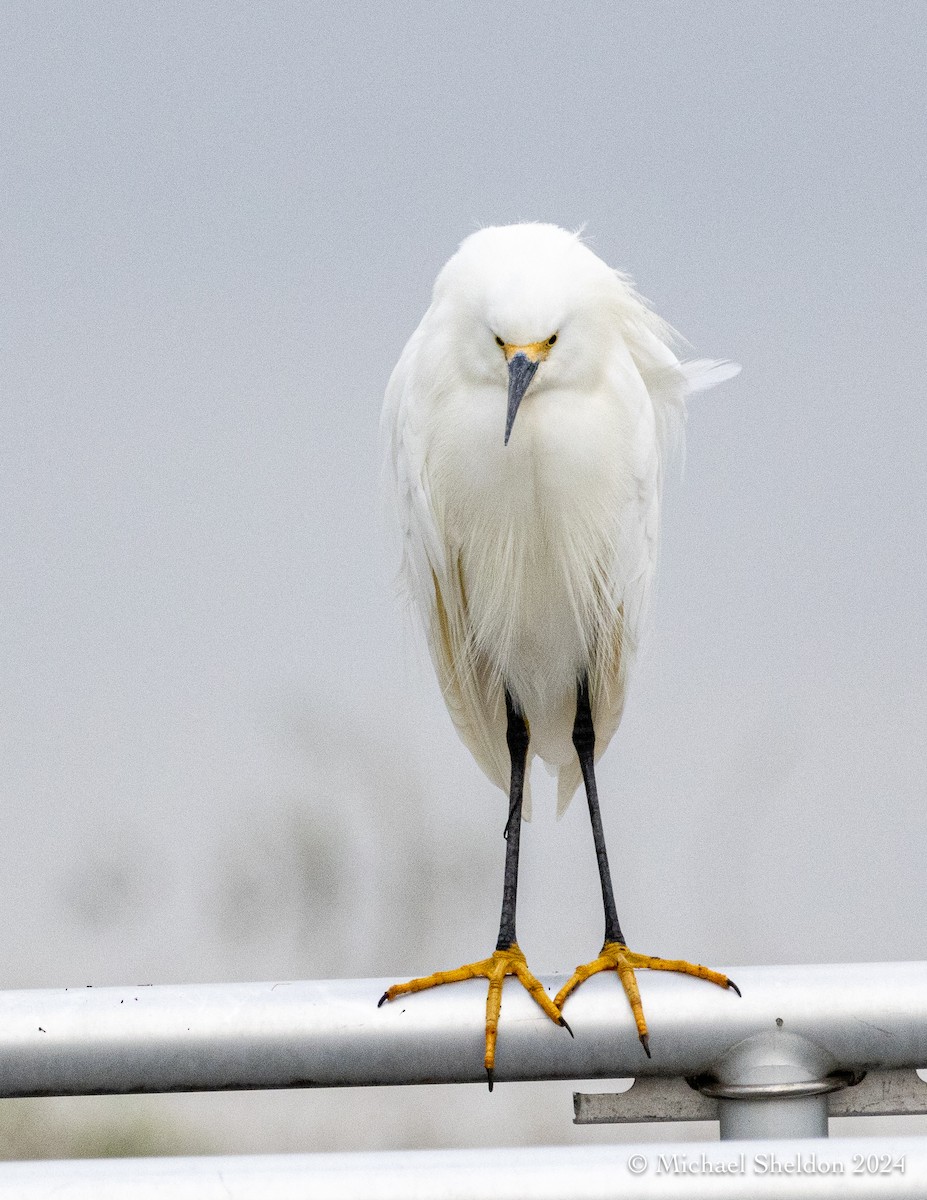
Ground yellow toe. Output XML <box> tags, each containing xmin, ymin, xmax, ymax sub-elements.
<box><xmin>380</xmin><ymin>943</ymin><xmax>566</xmax><ymax>1079</ymax></box>
<box><xmin>556</xmin><ymin>941</ymin><xmax>738</xmax><ymax>1052</ymax></box>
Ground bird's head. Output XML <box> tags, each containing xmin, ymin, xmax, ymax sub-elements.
<box><xmin>431</xmin><ymin>223</ymin><xmax>626</xmax><ymax>446</ymax></box>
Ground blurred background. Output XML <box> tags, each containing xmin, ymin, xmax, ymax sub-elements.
<box><xmin>3</xmin><ymin>0</ymin><xmax>926</xmax><ymax>1158</ymax></box>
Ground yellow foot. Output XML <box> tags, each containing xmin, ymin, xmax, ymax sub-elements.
<box><xmin>554</xmin><ymin>941</ymin><xmax>740</xmax><ymax>1057</ymax></box>
<box><xmin>378</xmin><ymin>943</ymin><xmax>570</xmax><ymax>1089</ymax></box>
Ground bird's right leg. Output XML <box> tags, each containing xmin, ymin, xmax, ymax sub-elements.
<box><xmin>378</xmin><ymin>689</ymin><xmax>567</xmax><ymax>1089</ymax></box>
<box><xmin>555</xmin><ymin>677</ymin><xmax>739</xmax><ymax>1056</ymax></box>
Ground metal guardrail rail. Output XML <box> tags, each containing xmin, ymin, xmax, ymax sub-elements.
<box><xmin>0</xmin><ymin>1138</ymin><xmax>925</xmax><ymax>1199</ymax></box>
<box><xmin>0</xmin><ymin>961</ymin><xmax>925</xmax><ymax>1197</ymax></box>
<box><xmin>2</xmin><ymin>961</ymin><xmax>925</xmax><ymax>1094</ymax></box>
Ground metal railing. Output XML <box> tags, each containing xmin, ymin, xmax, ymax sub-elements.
<box><xmin>0</xmin><ymin>960</ymin><xmax>925</xmax><ymax>1197</ymax></box>
<box><xmin>1</xmin><ymin>1138</ymin><xmax>926</xmax><ymax>1198</ymax></box>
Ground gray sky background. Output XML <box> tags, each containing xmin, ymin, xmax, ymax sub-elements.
<box><xmin>3</xmin><ymin>0</ymin><xmax>926</xmax><ymax>1157</ymax></box>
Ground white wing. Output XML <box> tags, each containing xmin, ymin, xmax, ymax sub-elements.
<box><xmin>383</xmin><ymin>322</ymin><xmax>512</xmax><ymax>798</ymax></box>
<box><xmin>383</xmin><ymin>325</ymin><xmax>442</xmax><ymax>608</ymax></box>
<box><xmin>555</xmin><ymin>329</ymin><xmax>740</xmax><ymax>813</ymax></box>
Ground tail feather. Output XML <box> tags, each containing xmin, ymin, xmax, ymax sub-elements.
<box><xmin>680</xmin><ymin>358</ymin><xmax>741</xmax><ymax>393</ymax></box>
<box><xmin>556</xmin><ymin>761</ymin><xmax>582</xmax><ymax>817</ymax></box>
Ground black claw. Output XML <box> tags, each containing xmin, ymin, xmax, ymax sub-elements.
<box><xmin>560</xmin><ymin>1017</ymin><xmax>574</xmax><ymax>1039</ymax></box>
<box><xmin>377</xmin><ymin>991</ymin><xmax>389</xmax><ymax>1008</ymax></box>
<box><xmin>727</xmin><ymin>979</ymin><xmax>742</xmax><ymax>998</ymax></box>
<box><xmin>486</xmin><ymin>1068</ymin><xmax>494</xmax><ymax>1092</ymax></box>
<box><xmin>639</xmin><ymin>1033</ymin><xmax>652</xmax><ymax>1059</ymax></box>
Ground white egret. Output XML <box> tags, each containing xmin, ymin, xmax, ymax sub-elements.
<box><xmin>379</xmin><ymin>223</ymin><xmax>740</xmax><ymax>1086</ymax></box>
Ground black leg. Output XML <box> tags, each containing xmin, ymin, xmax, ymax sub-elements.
<box><xmin>379</xmin><ymin>684</ymin><xmax>571</xmax><ymax>1093</ymax></box>
<box><xmin>572</xmin><ymin>677</ymin><xmax>625</xmax><ymax>947</ymax></box>
<box><xmin>496</xmin><ymin>689</ymin><xmax>528</xmax><ymax>951</ymax></box>
<box><xmin>558</xmin><ymin>679</ymin><xmax>739</xmax><ymax>1059</ymax></box>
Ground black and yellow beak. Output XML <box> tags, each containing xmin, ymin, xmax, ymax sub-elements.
<box><xmin>503</xmin><ymin>341</ymin><xmax>551</xmax><ymax>446</ymax></box>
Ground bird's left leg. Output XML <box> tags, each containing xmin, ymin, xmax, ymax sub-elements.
<box><xmin>379</xmin><ymin>690</ymin><xmax>568</xmax><ymax>1088</ymax></box>
<box><xmin>555</xmin><ymin>678</ymin><xmax>739</xmax><ymax>1056</ymax></box>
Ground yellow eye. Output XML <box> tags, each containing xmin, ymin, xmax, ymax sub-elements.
<box><xmin>548</xmin><ymin>334</ymin><xmax>558</xmax><ymax>345</ymax></box>
<box><xmin>495</xmin><ymin>335</ymin><xmax>505</xmax><ymax>347</ymax></box>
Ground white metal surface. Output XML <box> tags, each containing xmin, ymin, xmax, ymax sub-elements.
<box><xmin>0</xmin><ymin>1139</ymin><xmax>921</xmax><ymax>1199</ymax></box>
<box><xmin>0</xmin><ymin>961</ymin><xmax>924</xmax><ymax>1096</ymax></box>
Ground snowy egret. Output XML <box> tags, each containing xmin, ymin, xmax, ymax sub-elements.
<box><xmin>379</xmin><ymin>223</ymin><xmax>740</xmax><ymax>1086</ymax></box>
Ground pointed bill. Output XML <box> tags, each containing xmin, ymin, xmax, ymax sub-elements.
<box><xmin>504</xmin><ymin>353</ymin><xmax>540</xmax><ymax>445</ymax></box>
